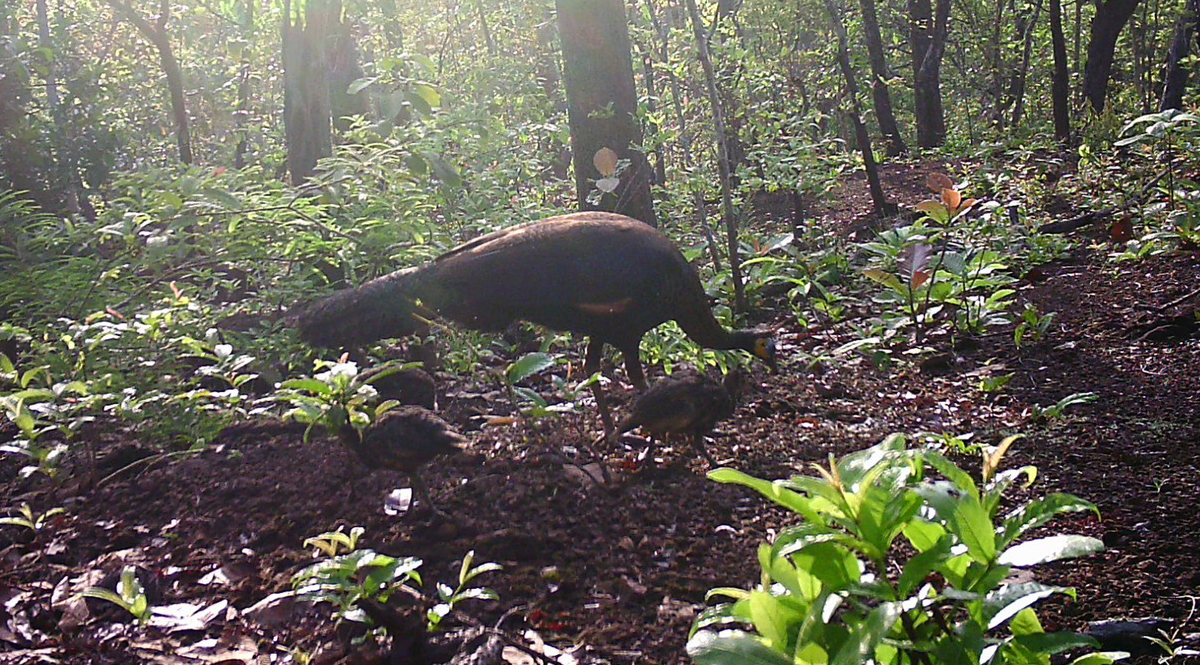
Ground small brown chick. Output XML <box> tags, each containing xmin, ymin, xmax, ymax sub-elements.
<box><xmin>611</xmin><ymin>368</ymin><xmax>742</xmax><ymax>469</ymax></box>
<box><xmin>341</xmin><ymin>406</ymin><xmax>466</xmax><ymax>517</ymax></box>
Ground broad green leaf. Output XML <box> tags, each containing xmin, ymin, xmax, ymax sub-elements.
<box><xmin>1011</xmin><ymin>631</ymin><xmax>1098</xmax><ymax>655</ymax></box>
<box><xmin>903</xmin><ymin>519</ymin><xmax>946</xmax><ymax>552</ymax></box>
<box><xmin>506</xmin><ymin>352</ymin><xmax>556</xmax><ymax>384</ymax></box>
<box><xmin>916</xmin><ymin>201</ymin><xmax>949</xmax><ymax>223</ymax></box>
<box><xmin>1067</xmin><ymin>652</ymin><xmax>1129</xmax><ymax>664</ymax></box>
<box><xmin>984</xmin><ymin>583</ymin><xmax>1071</xmax><ymax>629</ymax></box>
<box><xmin>1010</xmin><ymin>607</ymin><xmax>1043</xmax><ymax>636</ymax></box>
<box><xmin>899</xmin><ymin>535</ymin><xmax>952</xmax><ymax>595</ymax></box>
<box><xmin>952</xmin><ymin>496</ymin><xmax>996</xmax><ymax>562</ymax></box>
<box><xmin>404</xmin><ymin>89</ymin><xmax>433</xmax><ymax>115</ymax></box>
<box><xmin>346</xmin><ymin>75</ymin><xmax>378</xmax><ymax>95</ymax></box>
<box><xmin>421</xmin><ymin>152</ymin><xmax>463</xmax><ymax>190</ymax></box>
<box><xmin>686</xmin><ymin>630</ymin><xmax>794</xmax><ymax>665</ymax></box>
<box><xmin>830</xmin><ymin>602</ymin><xmax>903</xmax><ymax>665</ymax></box>
<box><xmin>748</xmin><ymin>591</ymin><xmax>793</xmax><ymax>651</ymax></box>
<box><xmin>863</xmin><ymin>269</ymin><xmax>903</xmax><ymax>292</ymax></box>
<box><xmin>794</xmin><ymin>542</ymin><xmax>860</xmax><ymax>592</ymax></box>
<box><xmin>998</xmin><ymin>535</ymin><xmax>1104</xmax><ymax>567</ymax></box>
<box><xmin>795</xmin><ymin>642</ymin><xmax>829</xmax><ymax>665</ymax></box>
<box><xmin>999</xmin><ymin>494</ymin><xmax>1098</xmax><ymax>547</ymax></box>
<box><xmin>410</xmin><ymin>83</ymin><xmax>441</xmax><ymax>109</ymax></box>
<box><xmin>279</xmin><ymin>378</ymin><xmax>333</xmax><ymax>395</ymax></box>
<box><xmin>709</xmin><ymin>469</ymin><xmax>824</xmax><ymax>523</ymax></box>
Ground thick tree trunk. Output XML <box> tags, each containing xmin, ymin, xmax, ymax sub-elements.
<box><xmin>327</xmin><ymin>11</ymin><xmax>367</xmax><ymax>130</ymax></box>
<box><xmin>107</xmin><ymin>0</ymin><xmax>193</xmax><ymax>164</ymax></box>
<box><xmin>556</xmin><ymin>0</ymin><xmax>658</xmax><ymax>227</ymax></box>
<box><xmin>1160</xmin><ymin>0</ymin><xmax>1200</xmax><ymax>110</ymax></box>
<box><xmin>858</xmin><ymin>0</ymin><xmax>907</xmax><ymax>156</ymax></box>
<box><xmin>825</xmin><ymin>0</ymin><xmax>895</xmax><ymax>217</ymax></box>
<box><xmin>1083</xmin><ymin>0</ymin><xmax>1142</xmax><ymax>113</ymax></box>
<box><xmin>909</xmin><ymin>0</ymin><xmax>950</xmax><ymax>147</ymax></box>
<box><xmin>683</xmin><ymin>0</ymin><xmax>743</xmax><ymax>310</ymax></box>
<box><xmin>1050</xmin><ymin>0</ymin><xmax>1072</xmax><ymax>141</ymax></box>
<box><xmin>282</xmin><ymin>0</ymin><xmax>334</xmax><ymax>185</ymax></box>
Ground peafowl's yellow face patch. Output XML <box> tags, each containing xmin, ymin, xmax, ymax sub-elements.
<box><xmin>753</xmin><ymin>337</ymin><xmax>779</xmax><ymax>372</ymax></box>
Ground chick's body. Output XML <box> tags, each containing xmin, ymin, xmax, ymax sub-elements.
<box><xmin>615</xmin><ymin>369</ymin><xmax>741</xmax><ymax>468</ymax></box>
<box><xmin>354</xmin><ymin>406</ymin><xmax>465</xmax><ymax>472</ymax></box>
<box><xmin>341</xmin><ymin>406</ymin><xmax>465</xmax><ymax>517</ymax></box>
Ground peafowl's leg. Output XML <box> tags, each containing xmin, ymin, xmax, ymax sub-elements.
<box><xmin>691</xmin><ymin>433</ymin><xmax>720</xmax><ymax>469</ymax></box>
<box><xmin>619</xmin><ymin>343</ymin><xmax>648</xmax><ymax>391</ymax></box>
<box><xmin>585</xmin><ymin>338</ymin><xmax>615</xmax><ymax>436</ymax></box>
<box><xmin>410</xmin><ymin>473</ymin><xmax>452</xmax><ymax>521</ymax></box>
<box><xmin>643</xmin><ymin>435</ymin><xmax>659</xmax><ymax>468</ymax></box>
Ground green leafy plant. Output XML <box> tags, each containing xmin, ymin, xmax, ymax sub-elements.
<box><xmin>292</xmin><ymin>529</ymin><xmax>500</xmax><ymax>633</ymax></box>
<box><xmin>293</xmin><ymin>546</ymin><xmax>424</xmax><ymax>625</ymax></box>
<box><xmin>427</xmin><ymin>550</ymin><xmax>502</xmax><ymax>631</ymax></box>
<box><xmin>0</xmin><ymin>503</ymin><xmax>66</xmax><ymax>534</ymax></box>
<box><xmin>1014</xmin><ymin>306</ymin><xmax>1056</xmax><ymax>348</ymax></box>
<box><xmin>979</xmin><ymin>373</ymin><xmax>1014</xmax><ymax>394</ymax></box>
<box><xmin>689</xmin><ymin>434</ymin><xmax>1118</xmax><ymax>665</ymax></box>
<box><xmin>1029</xmin><ymin>392</ymin><xmax>1100</xmax><ymax>423</ymax></box>
<box><xmin>303</xmin><ymin>526</ymin><xmax>366</xmax><ymax>558</ymax></box>
<box><xmin>81</xmin><ymin>567</ymin><xmax>153</xmax><ymax>625</ymax></box>
<box><xmin>279</xmin><ymin>359</ymin><xmax>405</xmax><ymax>440</ymax></box>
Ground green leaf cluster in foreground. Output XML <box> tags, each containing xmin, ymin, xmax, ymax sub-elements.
<box><xmin>690</xmin><ymin>434</ymin><xmax>1121</xmax><ymax>665</ymax></box>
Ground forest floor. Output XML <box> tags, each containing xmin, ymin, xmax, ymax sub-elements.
<box><xmin>3</xmin><ymin>161</ymin><xmax>1200</xmax><ymax>665</ymax></box>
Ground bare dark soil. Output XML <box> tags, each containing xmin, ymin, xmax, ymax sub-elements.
<box><xmin>3</xmin><ymin>163</ymin><xmax>1200</xmax><ymax>664</ymax></box>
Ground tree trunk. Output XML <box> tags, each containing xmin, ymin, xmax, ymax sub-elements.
<box><xmin>327</xmin><ymin>8</ymin><xmax>368</xmax><ymax>131</ymax></box>
<box><xmin>282</xmin><ymin>0</ymin><xmax>334</xmax><ymax>185</ymax></box>
<box><xmin>683</xmin><ymin>0</ymin><xmax>743</xmax><ymax>310</ymax></box>
<box><xmin>107</xmin><ymin>0</ymin><xmax>193</xmax><ymax>164</ymax></box>
<box><xmin>234</xmin><ymin>0</ymin><xmax>254</xmax><ymax>169</ymax></box>
<box><xmin>858</xmin><ymin>0</ymin><xmax>907</xmax><ymax>156</ymax></box>
<box><xmin>641</xmin><ymin>52</ymin><xmax>667</xmax><ymax>187</ymax></box>
<box><xmin>825</xmin><ymin>0</ymin><xmax>895</xmax><ymax>216</ymax></box>
<box><xmin>1050</xmin><ymin>0</ymin><xmax>1072</xmax><ymax>141</ymax></box>
<box><xmin>909</xmin><ymin>0</ymin><xmax>950</xmax><ymax>147</ymax></box>
<box><xmin>1160</xmin><ymin>0</ymin><xmax>1200</xmax><ymax>110</ymax></box>
<box><xmin>1008</xmin><ymin>0</ymin><xmax>1044</xmax><ymax>127</ymax></box>
<box><xmin>556</xmin><ymin>0</ymin><xmax>658</xmax><ymax>227</ymax></box>
<box><xmin>476</xmin><ymin>0</ymin><xmax>496</xmax><ymax>56</ymax></box>
<box><xmin>1083</xmin><ymin>0</ymin><xmax>1142</xmax><ymax>113</ymax></box>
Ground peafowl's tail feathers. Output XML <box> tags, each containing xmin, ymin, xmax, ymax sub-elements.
<box><xmin>290</xmin><ymin>267</ymin><xmax>426</xmax><ymax>348</ymax></box>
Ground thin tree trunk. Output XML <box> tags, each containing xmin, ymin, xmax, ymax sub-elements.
<box><xmin>684</xmin><ymin>0</ymin><xmax>744</xmax><ymax>311</ymax></box>
<box><xmin>645</xmin><ymin>0</ymin><xmax>723</xmax><ymax>270</ymax></box>
<box><xmin>557</xmin><ymin>0</ymin><xmax>658</xmax><ymax>227</ymax></box>
<box><xmin>1050</xmin><ymin>0</ymin><xmax>1072</xmax><ymax>140</ymax></box>
<box><xmin>476</xmin><ymin>0</ymin><xmax>496</xmax><ymax>56</ymax></box>
<box><xmin>106</xmin><ymin>0</ymin><xmax>193</xmax><ymax>164</ymax></box>
<box><xmin>234</xmin><ymin>0</ymin><xmax>253</xmax><ymax>169</ymax></box>
<box><xmin>858</xmin><ymin>0</ymin><xmax>907</xmax><ymax>156</ymax></box>
<box><xmin>1083</xmin><ymin>0</ymin><xmax>1142</xmax><ymax>112</ymax></box>
<box><xmin>1160</xmin><ymin>0</ymin><xmax>1199</xmax><ymax>110</ymax></box>
<box><xmin>1009</xmin><ymin>0</ymin><xmax>1044</xmax><ymax>127</ymax></box>
<box><xmin>641</xmin><ymin>52</ymin><xmax>667</xmax><ymax>187</ymax></box>
<box><xmin>824</xmin><ymin>0</ymin><xmax>895</xmax><ymax>216</ymax></box>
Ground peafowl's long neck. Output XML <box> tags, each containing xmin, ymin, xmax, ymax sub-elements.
<box><xmin>294</xmin><ymin>266</ymin><xmax>427</xmax><ymax>348</ymax></box>
<box><xmin>673</xmin><ymin>277</ymin><xmax>746</xmax><ymax>352</ymax></box>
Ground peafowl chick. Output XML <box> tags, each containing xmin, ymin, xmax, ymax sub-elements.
<box><xmin>611</xmin><ymin>368</ymin><xmax>743</xmax><ymax>469</ymax></box>
<box><xmin>339</xmin><ymin>406</ymin><xmax>465</xmax><ymax>518</ymax></box>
